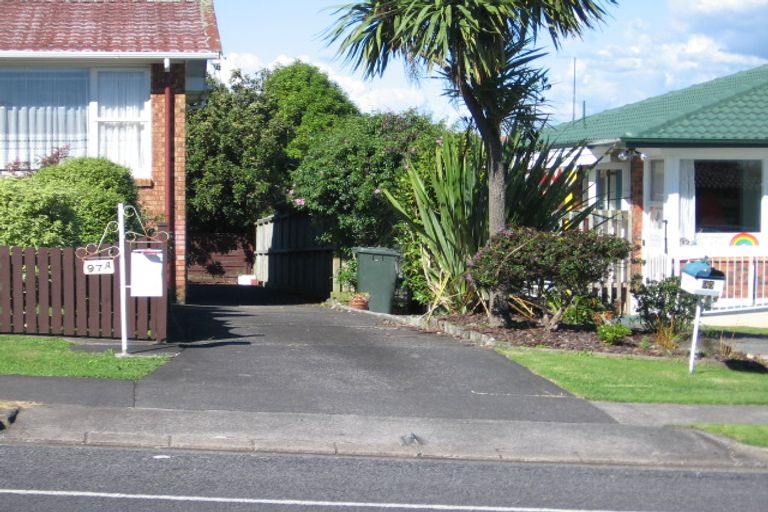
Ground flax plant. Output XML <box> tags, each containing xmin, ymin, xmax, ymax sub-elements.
<box><xmin>384</xmin><ymin>134</ymin><xmax>487</xmax><ymax>314</ymax></box>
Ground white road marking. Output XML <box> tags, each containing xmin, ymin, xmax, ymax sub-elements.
<box><xmin>0</xmin><ymin>488</ymin><xmax>650</xmax><ymax>512</ymax></box>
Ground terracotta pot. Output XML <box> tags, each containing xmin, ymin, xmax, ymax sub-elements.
<box><xmin>348</xmin><ymin>296</ymin><xmax>369</xmax><ymax>310</ymax></box>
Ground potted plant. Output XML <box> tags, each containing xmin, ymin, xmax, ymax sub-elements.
<box><xmin>348</xmin><ymin>292</ymin><xmax>370</xmax><ymax>310</ymax></box>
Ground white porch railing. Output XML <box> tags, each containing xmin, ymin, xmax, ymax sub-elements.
<box><xmin>646</xmin><ymin>252</ymin><xmax>768</xmax><ymax>314</ymax></box>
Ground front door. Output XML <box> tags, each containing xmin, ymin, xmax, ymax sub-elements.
<box><xmin>644</xmin><ymin>160</ymin><xmax>669</xmax><ymax>281</ymax></box>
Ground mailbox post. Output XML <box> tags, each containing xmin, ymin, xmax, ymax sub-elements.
<box><xmin>680</xmin><ymin>259</ymin><xmax>725</xmax><ymax>373</ymax></box>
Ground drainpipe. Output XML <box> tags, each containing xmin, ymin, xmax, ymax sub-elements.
<box><xmin>164</xmin><ymin>57</ymin><xmax>175</xmax><ymax>296</ymax></box>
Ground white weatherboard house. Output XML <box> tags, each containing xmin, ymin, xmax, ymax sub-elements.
<box><xmin>549</xmin><ymin>65</ymin><xmax>768</xmax><ymax>325</ymax></box>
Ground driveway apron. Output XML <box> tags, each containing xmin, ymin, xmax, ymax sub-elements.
<box><xmin>136</xmin><ymin>305</ymin><xmax>613</xmax><ymax>423</ymax></box>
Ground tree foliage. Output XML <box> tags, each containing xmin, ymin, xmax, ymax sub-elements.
<box><xmin>292</xmin><ymin>110</ymin><xmax>441</xmax><ymax>252</ymax></box>
<box><xmin>186</xmin><ymin>63</ymin><xmax>358</xmax><ymax>233</ymax></box>
<box><xmin>327</xmin><ymin>0</ymin><xmax>616</xmax><ymax>235</ymax></box>
<box><xmin>186</xmin><ymin>72</ymin><xmax>287</xmax><ymax>232</ymax></box>
<box><xmin>263</xmin><ymin>62</ymin><xmax>359</xmax><ymax>161</ymax></box>
<box><xmin>504</xmin><ymin>124</ymin><xmax>596</xmax><ymax>231</ymax></box>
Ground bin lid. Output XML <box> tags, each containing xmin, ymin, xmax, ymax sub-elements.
<box><xmin>353</xmin><ymin>247</ymin><xmax>401</xmax><ymax>257</ymax></box>
<box><xmin>682</xmin><ymin>260</ymin><xmax>725</xmax><ymax>280</ymax></box>
<box><xmin>682</xmin><ymin>260</ymin><xmax>711</xmax><ymax>278</ymax></box>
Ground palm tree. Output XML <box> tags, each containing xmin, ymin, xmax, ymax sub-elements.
<box><xmin>326</xmin><ymin>0</ymin><xmax>615</xmax><ymax>235</ymax></box>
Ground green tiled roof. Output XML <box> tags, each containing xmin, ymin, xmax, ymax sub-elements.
<box><xmin>547</xmin><ymin>65</ymin><xmax>768</xmax><ymax>147</ymax></box>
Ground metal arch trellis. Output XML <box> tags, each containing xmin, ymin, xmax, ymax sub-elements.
<box><xmin>75</xmin><ymin>204</ymin><xmax>169</xmax><ymax>262</ymax></box>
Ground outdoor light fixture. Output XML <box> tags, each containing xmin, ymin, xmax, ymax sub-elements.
<box><xmin>617</xmin><ymin>148</ymin><xmax>647</xmax><ymax>161</ymax></box>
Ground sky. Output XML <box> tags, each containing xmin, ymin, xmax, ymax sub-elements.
<box><xmin>212</xmin><ymin>0</ymin><xmax>768</xmax><ymax>125</ymax></box>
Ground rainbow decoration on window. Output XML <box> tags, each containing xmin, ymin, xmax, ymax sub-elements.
<box><xmin>729</xmin><ymin>232</ymin><xmax>759</xmax><ymax>247</ymax></box>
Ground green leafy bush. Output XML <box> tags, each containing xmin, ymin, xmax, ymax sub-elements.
<box><xmin>631</xmin><ymin>276</ymin><xmax>697</xmax><ymax>348</ymax></box>
<box><xmin>596</xmin><ymin>323</ymin><xmax>632</xmax><ymax>345</ymax></box>
<box><xmin>31</xmin><ymin>157</ymin><xmax>138</xmax><ymax>244</ymax></box>
<box><xmin>562</xmin><ymin>295</ymin><xmax>606</xmax><ymax>327</ymax></box>
<box><xmin>0</xmin><ymin>178</ymin><xmax>80</xmax><ymax>247</ymax></box>
<box><xmin>469</xmin><ymin>227</ymin><xmax>632</xmax><ymax>329</ymax></box>
<box><xmin>336</xmin><ymin>258</ymin><xmax>358</xmax><ymax>291</ymax></box>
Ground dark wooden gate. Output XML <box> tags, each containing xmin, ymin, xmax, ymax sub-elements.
<box><xmin>0</xmin><ymin>240</ymin><xmax>167</xmax><ymax>341</ymax></box>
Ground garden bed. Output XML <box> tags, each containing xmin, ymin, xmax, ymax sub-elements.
<box><xmin>438</xmin><ymin>313</ymin><xmax>766</xmax><ymax>368</ymax></box>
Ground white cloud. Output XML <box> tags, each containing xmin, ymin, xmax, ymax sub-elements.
<box><xmin>670</xmin><ymin>0</ymin><xmax>768</xmax><ymax>14</ymax></box>
<box><xmin>216</xmin><ymin>52</ymin><xmax>264</xmax><ymax>81</ymax></box>
<box><xmin>543</xmin><ymin>8</ymin><xmax>768</xmax><ymax>124</ymax></box>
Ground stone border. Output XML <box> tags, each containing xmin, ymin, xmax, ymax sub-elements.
<box><xmin>331</xmin><ymin>302</ymin><xmax>498</xmax><ymax>347</ymax></box>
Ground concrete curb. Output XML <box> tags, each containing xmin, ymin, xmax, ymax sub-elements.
<box><xmin>4</xmin><ymin>405</ymin><xmax>768</xmax><ymax>469</ymax></box>
<box><xmin>331</xmin><ymin>302</ymin><xmax>499</xmax><ymax>347</ymax></box>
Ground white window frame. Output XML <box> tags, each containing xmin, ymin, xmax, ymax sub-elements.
<box><xmin>659</xmin><ymin>149</ymin><xmax>768</xmax><ymax>252</ymax></box>
<box><xmin>88</xmin><ymin>67</ymin><xmax>152</xmax><ymax>179</ymax></box>
<box><xmin>587</xmin><ymin>162</ymin><xmax>630</xmax><ymax>212</ymax></box>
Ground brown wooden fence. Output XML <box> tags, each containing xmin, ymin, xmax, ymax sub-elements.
<box><xmin>187</xmin><ymin>233</ymin><xmax>254</xmax><ymax>284</ymax></box>
<box><xmin>0</xmin><ymin>241</ymin><xmax>167</xmax><ymax>341</ymax></box>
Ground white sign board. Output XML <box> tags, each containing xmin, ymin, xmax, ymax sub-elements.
<box><xmin>130</xmin><ymin>249</ymin><xmax>164</xmax><ymax>297</ymax></box>
<box><xmin>83</xmin><ymin>258</ymin><xmax>115</xmax><ymax>275</ymax></box>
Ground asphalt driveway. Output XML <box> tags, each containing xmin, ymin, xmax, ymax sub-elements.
<box><xmin>137</xmin><ymin>304</ymin><xmax>613</xmax><ymax>423</ymax></box>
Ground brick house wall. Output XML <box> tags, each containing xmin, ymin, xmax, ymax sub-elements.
<box><xmin>137</xmin><ymin>63</ymin><xmax>187</xmax><ymax>303</ymax></box>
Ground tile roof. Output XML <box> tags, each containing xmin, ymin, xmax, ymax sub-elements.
<box><xmin>0</xmin><ymin>0</ymin><xmax>221</xmax><ymax>56</ymax></box>
<box><xmin>547</xmin><ymin>65</ymin><xmax>768</xmax><ymax>147</ymax></box>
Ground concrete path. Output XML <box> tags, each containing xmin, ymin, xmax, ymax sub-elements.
<box><xmin>2</xmin><ymin>303</ymin><xmax>768</xmax><ymax>468</ymax></box>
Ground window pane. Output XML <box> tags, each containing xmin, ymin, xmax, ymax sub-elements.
<box><xmin>650</xmin><ymin>160</ymin><xmax>664</xmax><ymax>202</ymax></box>
<box><xmin>695</xmin><ymin>160</ymin><xmax>762</xmax><ymax>233</ymax></box>
<box><xmin>97</xmin><ymin>71</ymin><xmax>147</xmax><ymax>119</ymax></box>
<box><xmin>0</xmin><ymin>70</ymin><xmax>88</xmax><ymax>168</ymax></box>
<box><xmin>98</xmin><ymin>121</ymin><xmax>146</xmax><ymax>177</ymax></box>
<box><xmin>96</xmin><ymin>71</ymin><xmax>149</xmax><ymax>177</ymax></box>
<box><xmin>597</xmin><ymin>170</ymin><xmax>622</xmax><ymax>210</ymax></box>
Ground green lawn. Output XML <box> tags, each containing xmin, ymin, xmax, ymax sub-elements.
<box><xmin>497</xmin><ymin>345</ymin><xmax>768</xmax><ymax>404</ymax></box>
<box><xmin>0</xmin><ymin>335</ymin><xmax>169</xmax><ymax>380</ymax></box>
<box><xmin>689</xmin><ymin>424</ymin><xmax>768</xmax><ymax>448</ymax></box>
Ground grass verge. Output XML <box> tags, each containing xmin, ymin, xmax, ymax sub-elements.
<box><xmin>689</xmin><ymin>424</ymin><xmax>768</xmax><ymax>448</ymax></box>
<box><xmin>0</xmin><ymin>335</ymin><xmax>169</xmax><ymax>380</ymax></box>
<box><xmin>497</xmin><ymin>345</ymin><xmax>768</xmax><ymax>405</ymax></box>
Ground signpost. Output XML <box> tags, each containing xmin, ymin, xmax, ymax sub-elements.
<box><xmin>117</xmin><ymin>204</ymin><xmax>129</xmax><ymax>357</ymax></box>
<box><xmin>680</xmin><ymin>259</ymin><xmax>725</xmax><ymax>374</ymax></box>
<box><xmin>76</xmin><ymin>203</ymin><xmax>168</xmax><ymax>358</ymax></box>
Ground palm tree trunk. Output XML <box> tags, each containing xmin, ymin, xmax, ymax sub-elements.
<box><xmin>487</xmin><ymin>141</ymin><xmax>506</xmax><ymax>235</ymax></box>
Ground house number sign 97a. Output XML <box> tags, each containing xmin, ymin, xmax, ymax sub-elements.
<box><xmin>83</xmin><ymin>259</ymin><xmax>115</xmax><ymax>275</ymax></box>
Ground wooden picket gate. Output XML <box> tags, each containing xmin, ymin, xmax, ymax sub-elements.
<box><xmin>0</xmin><ymin>241</ymin><xmax>167</xmax><ymax>341</ymax></box>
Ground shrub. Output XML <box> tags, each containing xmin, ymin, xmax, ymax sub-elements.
<box><xmin>0</xmin><ymin>178</ymin><xmax>80</xmax><ymax>247</ymax></box>
<box><xmin>336</xmin><ymin>258</ymin><xmax>358</xmax><ymax>291</ymax></box>
<box><xmin>631</xmin><ymin>276</ymin><xmax>697</xmax><ymax>349</ymax></box>
<box><xmin>597</xmin><ymin>323</ymin><xmax>632</xmax><ymax>345</ymax></box>
<box><xmin>31</xmin><ymin>157</ymin><xmax>139</xmax><ymax>243</ymax></box>
<box><xmin>562</xmin><ymin>295</ymin><xmax>606</xmax><ymax>327</ymax></box>
<box><xmin>385</xmin><ymin>133</ymin><xmax>487</xmax><ymax>314</ymax></box>
<box><xmin>469</xmin><ymin>227</ymin><xmax>632</xmax><ymax>330</ymax></box>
